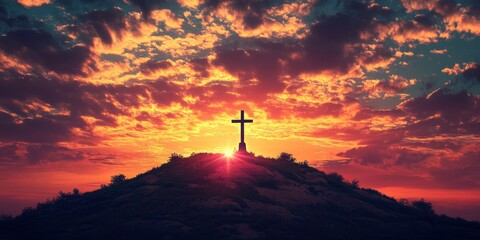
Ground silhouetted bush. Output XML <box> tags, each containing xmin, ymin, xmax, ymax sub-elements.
<box><xmin>57</xmin><ymin>191</ymin><xmax>69</xmax><ymax>201</ymax></box>
<box><xmin>277</xmin><ymin>152</ymin><xmax>296</xmax><ymax>163</ymax></box>
<box><xmin>110</xmin><ymin>174</ymin><xmax>126</xmax><ymax>185</ymax></box>
<box><xmin>411</xmin><ymin>198</ymin><xmax>434</xmax><ymax>214</ymax></box>
<box><xmin>300</xmin><ymin>160</ymin><xmax>309</xmax><ymax>167</ymax></box>
<box><xmin>169</xmin><ymin>153</ymin><xmax>184</xmax><ymax>163</ymax></box>
<box><xmin>326</xmin><ymin>172</ymin><xmax>344</xmax><ymax>183</ymax></box>
<box><xmin>100</xmin><ymin>184</ymin><xmax>108</xmax><ymax>189</ymax></box>
<box><xmin>398</xmin><ymin>198</ymin><xmax>410</xmax><ymax>206</ymax></box>
<box><xmin>351</xmin><ymin>179</ymin><xmax>359</xmax><ymax>188</ymax></box>
<box><xmin>72</xmin><ymin>188</ymin><xmax>80</xmax><ymax>196</ymax></box>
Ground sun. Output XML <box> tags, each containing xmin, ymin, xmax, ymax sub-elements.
<box><xmin>224</xmin><ymin>149</ymin><xmax>234</xmax><ymax>158</ymax></box>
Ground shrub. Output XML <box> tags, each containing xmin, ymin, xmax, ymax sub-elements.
<box><xmin>351</xmin><ymin>179</ymin><xmax>359</xmax><ymax>188</ymax></box>
<box><xmin>168</xmin><ymin>153</ymin><xmax>184</xmax><ymax>163</ymax></box>
<box><xmin>411</xmin><ymin>198</ymin><xmax>434</xmax><ymax>214</ymax></box>
<box><xmin>326</xmin><ymin>172</ymin><xmax>344</xmax><ymax>183</ymax></box>
<box><xmin>277</xmin><ymin>152</ymin><xmax>296</xmax><ymax>163</ymax></box>
<box><xmin>72</xmin><ymin>188</ymin><xmax>80</xmax><ymax>196</ymax></box>
<box><xmin>110</xmin><ymin>174</ymin><xmax>126</xmax><ymax>185</ymax></box>
<box><xmin>57</xmin><ymin>191</ymin><xmax>69</xmax><ymax>201</ymax></box>
<box><xmin>300</xmin><ymin>160</ymin><xmax>309</xmax><ymax>166</ymax></box>
<box><xmin>398</xmin><ymin>198</ymin><xmax>410</xmax><ymax>206</ymax></box>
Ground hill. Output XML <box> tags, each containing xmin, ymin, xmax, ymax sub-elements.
<box><xmin>0</xmin><ymin>152</ymin><xmax>479</xmax><ymax>240</ymax></box>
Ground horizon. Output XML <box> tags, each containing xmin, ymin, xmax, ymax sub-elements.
<box><xmin>0</xmin><ymin>0</ymin><xmax>480</xmax><ymax>222</ymax></box>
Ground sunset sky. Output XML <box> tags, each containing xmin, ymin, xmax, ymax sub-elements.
<box><xmin>0</xmin><ymin>0</ymin><xmax>479</xmax><ymax>220</ymax></box>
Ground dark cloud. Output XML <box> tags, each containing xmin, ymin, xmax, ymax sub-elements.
<box><xmin>289</xmin><ymin>0</ymin><xmax>393</xmax><ymax>75</ymax></box>
<box><xmin>466</xmin><ymin>0</ymin><xmax>480</xmax><ymax>16</ymax></box>
<box><xmin>0</xmin><ymin>115</ymin><xmax>78</xmax><ymax>143</ymax></box>
<box><xmin>139</xmin><ymin>59</ymin><xmax>173</xmax><ymax>75</ymax></box>
<box><xmin>213</xmin><ymin>44</ymin><xmax>289</xmax><ymax>94</ymax></box>
<box><xmin>413</xmin><ymin>13</ymin><xmax>436</xmax><ymax>26</ymax></box>
<box><xmin>462</xmin><ymin>63</ymin><xmax>480</xmax><ymax>82</ymax></box>
<box><xmin>128</xmin><ymin>0</ymin><xmax>169</xmax><ymax>20</ymax></box>
<box><xmin>432</xmin><ymin>0</ymin><xmax>457</xmax><ymax>16</ymax></box>
<box><xmin>189</xmin><ymin>58</ymin><xmax>210</xmax><ymax>78</ymax></box>
<box><xmin>0</xmin><ymin>29</ymin><xmax>94</xmax><ymax>76</ymax></box>
<box><xmin>79</xmin><ymin>7</ymin><xmax>128</xmax><ymax>45</ymax></box>
<box><xmin>26</xmin><ymin>144</ymin><xmax>84</xmax><ymax>164</ymax></box>
<box><xmin>204</xmin><ymin>0</ymin><xmax>278</xmax><ymax>29</ymax></box>
<box><xmin>400</xmin><ymin>88</ymin><xmax>478</xmax><ymax>123</ymax></box>
<box><xmin>338</xmin><ymin>144</ymin><xmax>433</xmax><ymax>166</ymax></box>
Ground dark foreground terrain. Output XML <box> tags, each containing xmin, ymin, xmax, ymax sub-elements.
<box><xmin>0</xmin><ymin>153</ymin><xmax>479</xmax><ymax>240</ymax></box>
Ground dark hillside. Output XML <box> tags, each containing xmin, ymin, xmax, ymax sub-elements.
<box><xmin>0</xmin><ymin>153</ymin><xmax>478</xmax><ymax>240</ymax></box>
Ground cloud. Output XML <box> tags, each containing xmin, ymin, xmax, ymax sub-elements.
<box><xmin>213</xmin><ymin>45</ymin><xmax>288</xmax><ymax>94</ymax></box>
<box><xmin>78</xmin><ymin>7</ymin><xmax>128</xmax><ymax>46</ymax></box>
<box><xmin>150</xmin><ymin>9</ymin><xmax>184</xmax><ymax>30</ymax></box>
<box><xmin>26</xmin><ymin>144</ymin><xmax>84</xmax><ymax>164</ymax></box>
<box><xmin>139</xmin><ymin>59</ymin><xmax>173</xmax><ymax>75</ymax></box>
<box><xmin>204</xmin><ymin>0</ymin><xmax>309</xmax><ymax>38</ymax></box>
<box><xmin>203</xmin><ymin>0</ymin><xmax>279</xmax><ymax>30</ymax></box>
<box><xmin>128</xmin><ymin>0</ymin><xmax>169</xmax><ymax>20</ymax></box>
<box><xmin>430</xmin><ymin>49</ymin><xmax>448</xmax><ymax>54</ymax></box>
<box><xmin>288</xmin><ymin>0</ymin><xmax>394</xmax><ymax>75</ymax></box>
<box><xmin>331</xmin><ymin>139</ymin><xmax>480</xmax><ymax>189</ymax></box>
<box><xmin>322</xmin><ymin>87</ymin><xmax>480</xmax><ymax>191</ymax></box>
<box><xmin>17</xmin><ymin>0</ymin><xmax>51</xmax><ymax>7</ymax></box>
<box><xmin>462</xmin><ymin>62</ymin><xmax>480</xmax><ymax>82</ymax></box>
<box><xmin>389</xmin><ymin>14</ymin><xmax>443</xmax><ymax>44</ymax></box>
<box><xmin>189</xmin><ymin>58</ymin><xmax>210</xmax><ymax>78</ymax></box>
<box><xmin>0</xmin><ymin>29</ymin><xmax>95</xmax><ymax>76</ymax></box>
<box><xmin>399</xmin><ymin>88</ymin><xmax>479</xmax><ymax>123</ymax></box>
<box><xmin>401</xmin><ymin>0</ymin><xmax>480</xmax><ymax>35</ymax></box>
<box><xmin>442</xmin><ymin>62</ymin><xmax>480</xmax><ymax>82</ymax></box>
<box><xmin>0</xmin><ymin>71</ymin><xmax>183</xmax><ymax>143</ymax></box>
<box><xmin>360</xmin><ymin>75</ymin><xmax>416</xmax><ymax>98</ymax></box>
<box><xmin>338</xmin><ymin>144</ymin><xmax>433</xmax><ymax>166</ymax></box>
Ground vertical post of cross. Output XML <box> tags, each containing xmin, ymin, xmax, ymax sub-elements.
<box><xmin>231</xmin><ymin>110</ymin><xmax>253</xmax><ymax>152</ymax></box>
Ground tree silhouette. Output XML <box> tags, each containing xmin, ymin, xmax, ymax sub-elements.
<box><xmin>110</xmin><ymin>174</ymin><xmax>126</xmax><ymax>185</ymax></box>
<box><xmin>168</xmin><ymin>153</ymin><xmax>184</xmax><ymax>163</ymax></box>
<box><xmin>412</xmin><ymin>198</ymin><xmax>434</xmax><ymax>214</ymax></box>
<box><xmin>72</xmin><ymin>188</ymin><xmax>80</xmax><ymax>196</ymax></box>
<box><xmin>351</xmin><ymin>179</ymin><xmax>359</xmax><ymax>188</ymax></box>
<box><xmin>277</xmin><ymin>152</ymin><xmax>296</xmax><ymax>163</ymax></box>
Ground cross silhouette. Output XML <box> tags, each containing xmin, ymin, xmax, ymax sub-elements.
<box><xmin>231</xmin><ymin>110</ymin><xmax>253</xmax><ymax>152</ymax></box>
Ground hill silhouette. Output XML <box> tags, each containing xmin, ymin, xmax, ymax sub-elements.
<box><xmin>0</xmin><ymin>153</ymin><xmax>479</xmax><ymax>240</ymax></box>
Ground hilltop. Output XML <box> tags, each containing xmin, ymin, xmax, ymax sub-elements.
<box><xmin>0</xmin><ymin>152</ymin><xmax>479</xmax><ymax>240</ymax></box>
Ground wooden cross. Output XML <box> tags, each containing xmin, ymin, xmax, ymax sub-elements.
<box><xmin>231</xmin><ymin>110</ymin><xmax>253</xmax><ymax>152</ymax></box>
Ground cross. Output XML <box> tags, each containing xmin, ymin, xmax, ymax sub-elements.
<box><xmin>231</xmin><ymin>110</ymin><xmax>253</xmax><ymax>152</ymax></box>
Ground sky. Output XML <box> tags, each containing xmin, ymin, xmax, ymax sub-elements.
<box><xmin>0</xmin><ymin>0</ymin><xmax>479</xmax><ymax>220</ymax></box>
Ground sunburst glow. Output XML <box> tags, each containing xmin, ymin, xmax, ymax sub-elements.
<box><xmin>224</xmin><ymin>149</ymin><xmax>234</xmax><ymax>158</ymax></box>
